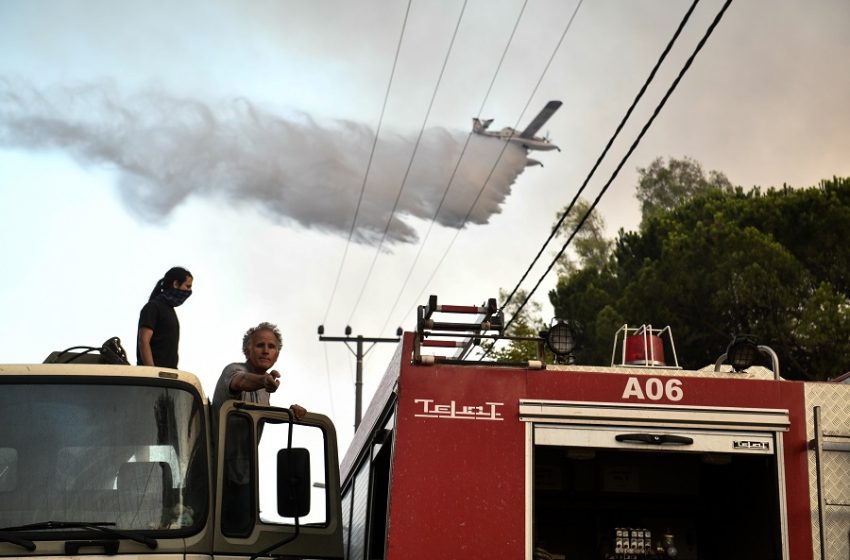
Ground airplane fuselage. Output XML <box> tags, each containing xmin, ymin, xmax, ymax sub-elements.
<box><xmin>513</xmin><ymin>137</ymin><xmax>559</xmax><ymax>151</ymax></box>
<box><xmin>476</xmin><ymin>127</ymin><xmax>560</xmax><ymax>151</ymax></box>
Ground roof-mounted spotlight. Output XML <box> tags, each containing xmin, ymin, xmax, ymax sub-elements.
<box><xmin>545</xmin><ymin>319</ymin><xmax>577</xmax><ymax>364</ymax></box>
<box><xmin>714</xmin><ymin>334</ymin><xmax>781</xmax><ymax>379</ymax></box>
<box><xmin>725</xmin><ymin>335</ymin><xmax>760</xmax><ymax>372</ymax></box>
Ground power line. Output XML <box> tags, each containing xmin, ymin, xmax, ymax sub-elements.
<box><xmin>346</xmin><ymin>0</ymin><xmax>469</xmax><ymax>326</ymax></box>
<box><xmin>321</xmin><ymin>0</ymin><xmax>413</xmax><ymax>326</ymax></box>
<box><xmin>384</xmin><ymin>0</ymin><xmax>584</xmax><ymax>330</ymax></box>
<box><xmin>502</xmin><ymin>0</ymin><xmax>735</xmax><ymax>340</ymax></box>
<box><xmin>498</xmin><ymin>0</ymin><xmax>702</xmax><ymax>318</ymax></box>
<box><xmin>376</xmin><ymin>0</ymin><xmax>532</xmax><ymax>335</ymax></box>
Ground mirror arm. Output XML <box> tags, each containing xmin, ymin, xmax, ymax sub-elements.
<box><xmin>249</xmin><ymin>518</ymin><xmax>300</xmax><ymax>560</ymax></box>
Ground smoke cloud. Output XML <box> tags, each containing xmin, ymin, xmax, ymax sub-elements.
<box><xmin>0</xmin><ymin>80</ymin><xmax>531</xmax><ymax>245</ymax></box>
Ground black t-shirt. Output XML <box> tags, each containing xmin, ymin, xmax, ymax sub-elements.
<box><xmin>137</xmin><ymin>297</ymin><xmax>180</xmax><ymax>368</ymax></box>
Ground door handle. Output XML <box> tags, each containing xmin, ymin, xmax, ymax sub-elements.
<box><xmin>615</xmin><ymin>433</ymin><xmax>694</xmax><ymax>446</ymax></box>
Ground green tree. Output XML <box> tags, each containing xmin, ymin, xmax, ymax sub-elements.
<box><xmin>550</xmin><ymin>267</ymin><xmax>622</xmax><ymax>363</ymax></box>
<box><xmin>552</xmin><ymin>198</ymin><xmax>613</xmax><ymax>274</ymax></box>
<box><xmin>549</xmin><ymin>165</ymin><xmax>850</xmax><ymax>380</ymax></box>
<box><xmin>795</xmin><ymin>282</ymin><xmax>850</xmax><ymax>376</ymax></box>
<box><xmin>636</xmin><ymin>156</ymin><xmax>732</xmax><ymax>226</ymax></box>
<box><xmin>617</xmin><ymin>220</ymin><xmax>812</xmax><ymax>372</ymax></box>
<box><xmin>495</xmin><ymin>200</ymin><xmax>611</xmax><ymax>361</ymax></box>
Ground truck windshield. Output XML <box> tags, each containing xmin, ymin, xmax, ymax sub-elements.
<box><xmin>0</xmin><ymin>381</ymin><xmax>207</xmax><ymax>532</ymax></box>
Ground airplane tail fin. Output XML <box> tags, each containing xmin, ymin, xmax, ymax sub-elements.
<box><xmin>472</xmin><ymin>118</ymin><xmax>493</xmax><ymax>133</ymax></box>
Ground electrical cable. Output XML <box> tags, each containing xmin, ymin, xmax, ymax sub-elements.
<box><xmin>55</xmin><ymin>346</ymin><xmax>99</xmax><ymax>363</ymax></box>
<box><xmin>346</xmin><ymin>0</ymin><xmax>469</xmax><ymax>326</ymax></box>
<box><xmin>498</xmin><ymin>0</ymin><xmax>702</xmax><ymax>317</ymax></box>
<box><xmin>377</xmin><ymin>0</ymin><xmax>532</xmax><ymax>335</ymax></box>
<box><xmin>321</xmin><ymin>0</ymin><xmax>413</xmax><ymax>326</ymax></box>
<box><xmin>52</xmin><ymin>337</ymin><xmax>130</xmax><ymax>365</ymax></box>
<box><xmin>384</xmin><ymin>0</ymin><xmax>584</xmax><ymax>331</ymax></box>
<box><xmin>497</xmin><ymin>0</ymin><xmax>735</xmax><ymax>353</ymax></box>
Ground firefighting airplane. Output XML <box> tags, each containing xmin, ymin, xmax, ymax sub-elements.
<box><xmin>472</xmin><ymin>100</ymin><xmax>563</xmax><ymax>160</ymax></box>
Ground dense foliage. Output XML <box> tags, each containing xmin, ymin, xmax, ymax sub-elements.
<box><xmin>547</xmin><ymin>169</ymin><xmax>850</xmax><ymax>380</ymax></box>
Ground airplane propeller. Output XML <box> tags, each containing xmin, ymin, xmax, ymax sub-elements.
<box><xmin>543</xmin><ymin>130</ymin><xmax>561</xmax><ymax>151</ymax></box>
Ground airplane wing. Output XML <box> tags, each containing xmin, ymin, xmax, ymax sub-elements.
<box><xmin>518</xmin><ymin>100</ymin><xmax>562</xmax><ymax>139</ymax></box>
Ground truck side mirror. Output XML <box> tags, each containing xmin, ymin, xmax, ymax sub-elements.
<box><xmin>277</xmin><ymin>448</ymin><xmax>311</xmax><ymax>517</ymax></box>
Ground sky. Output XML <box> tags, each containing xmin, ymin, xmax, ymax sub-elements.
<box><xmin>1</xmin><ymin>0</ymin><xmax>849</xmax><ymax>449</ymax></box>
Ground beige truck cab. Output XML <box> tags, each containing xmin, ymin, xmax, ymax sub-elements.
<box><xmin>0</xmin><ymin>351</ymin><xmax>343</xmax><ymax>560</ymax></box>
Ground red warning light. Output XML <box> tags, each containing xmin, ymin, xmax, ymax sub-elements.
<box><xmin>624</xmin><ymin>334</ymin><xmax>665</xmax><ymax>366</ymax></box>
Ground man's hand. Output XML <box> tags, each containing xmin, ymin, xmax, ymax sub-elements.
<box><xmin>290</xmin><ymin>404</ymin><xmax>307</xmax><ymax>419</ymax></box>
<box><xmin>264</xmin><ymin>370</ymin><xmax>281</xmax><ymax>393</ymax></box>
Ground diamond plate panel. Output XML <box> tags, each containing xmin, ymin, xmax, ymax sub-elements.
<box><xmin>805</xmin><ymin>383</ymin><xmax>850</xmax><ymax>560</ymax></box>
<box><xmin>822</xmin><ymin>452</ymin><xmax>850</xmax><ymax>505</ymax></box>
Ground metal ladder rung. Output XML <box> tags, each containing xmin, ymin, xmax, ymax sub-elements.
<box><xmin>822</xmin><ymin>440</ymin><xmax>850</xmax><ymax>452</ymax></box>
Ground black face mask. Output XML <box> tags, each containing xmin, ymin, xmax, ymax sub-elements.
<box><xmin>161</xmin><ymin>287</ymin><xmax>192</xmax><ymax>307</ymax></box>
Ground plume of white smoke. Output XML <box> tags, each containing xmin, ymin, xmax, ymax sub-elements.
<box><xmin>0</xmin><ymin>80</ymin><xmax>530</xmax><ymax>245</ymax></box>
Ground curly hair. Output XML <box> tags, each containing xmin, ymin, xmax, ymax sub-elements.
<box><xmin>242</xmin><ymin>322</ymin><xmax>283</xmax><ymax>357</ymax></box>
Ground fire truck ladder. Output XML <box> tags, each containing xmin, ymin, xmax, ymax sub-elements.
<box><xmin>414</xmin><ymin>295</ymin><xmax>545</xmax><ymax>369</ymax></box>
<box><xmin>811</xmin><ymin>405</ymin><xmax>850</xmax><ymax>560</ymax></box>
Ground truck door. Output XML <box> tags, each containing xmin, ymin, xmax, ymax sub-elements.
<box><xmin>521</xmin><ymin>400</ymin><xmax>791</xmax><ymax>560</ymax></box>
<box><xmin>214</xmin><ymin>401</ymin><xmax>343</xmax><ymax>559</ymax></box>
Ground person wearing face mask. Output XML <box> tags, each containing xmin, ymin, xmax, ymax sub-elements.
<box><xmin>136</xmin><ymin>266</ymin><xmax>193</xmax><ymax>368</ymax></box>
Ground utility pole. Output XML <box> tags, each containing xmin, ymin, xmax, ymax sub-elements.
<box><xmin>318</xmin><ymin>325</ymin><xmax>401</xmax><ymax>430</ymax></box>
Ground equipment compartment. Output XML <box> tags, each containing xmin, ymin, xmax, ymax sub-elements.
<box><xmin>533</xmin><ymin>444</ymin><xmax>783</xmax><ymax>559</ymax></box>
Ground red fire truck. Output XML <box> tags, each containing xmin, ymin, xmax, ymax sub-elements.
<box><xmin>340</xmin><ymin>296</ymin><xmax>850</xmax><ymax>560</ymax></box>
